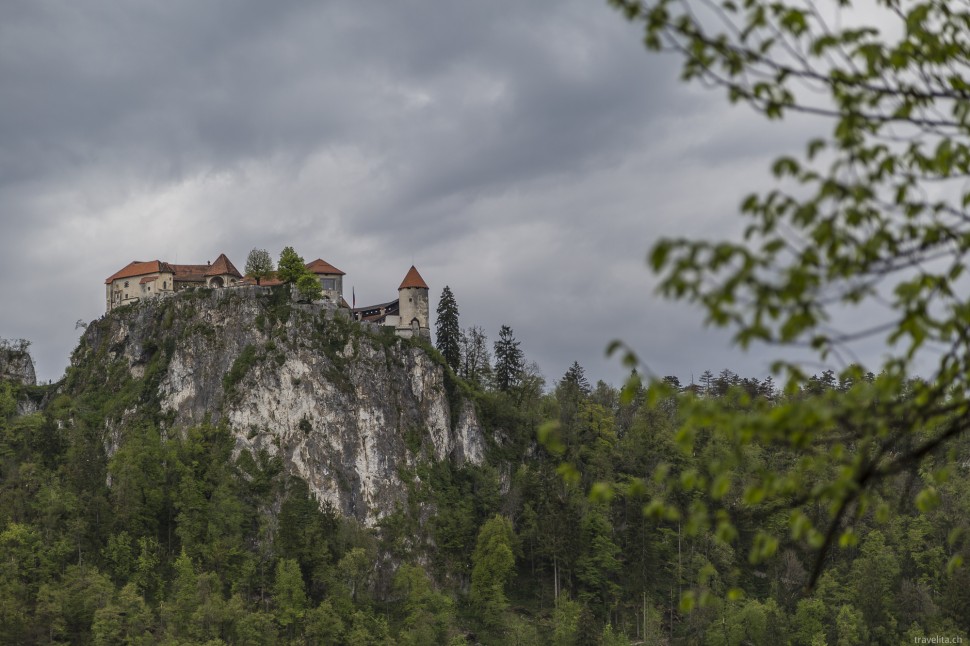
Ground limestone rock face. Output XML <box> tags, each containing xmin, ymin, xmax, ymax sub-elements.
<box><xmin>73</xmin><ymin>287</ymin><xmax>486</xmax><ymax>525</ymax></box>
<box><xmin>0</xmin><ymin>339</ymin><xmax>36</xmax><ymax>386</ymax></box>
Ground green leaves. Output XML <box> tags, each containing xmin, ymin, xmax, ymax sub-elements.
<box><xmin>276</xmin><ymin>246</ymin><xmax>306</xmax><ymax>284</ymax></box>
<box><xmin>749</xmin><ymin>531</ymin><xmax>778</xmax><ymax>563</ymax></box>
<box><xmin>771</xmin><ymin>156</ymin><xmax>800</xmax><ymax>178</ymax></box>
<box><xmin>537</xmin><ymin>420</ymin><xmax>565</xmax><ymax>455</ymax></box>
<box><xmin>244</xmin><ymin>248</ymin><xmax>274</xmax><ymax>285</ymax></box>
<box><xmin>434</xmin><ymin>286</ymin><xmax>462</xmax><ymax>373</ymax></box>
<box><xmin>648</xmin><ymin>239</ymin><xmax>672</xmax><ymax>271</ymax></box>
<box><xmin>614</xmin><ymin>0</ymin><xmax>970</xmax><ymax>375</ymax></box>
<box><xmin>915</xmin><ymin>486</ymin><xmax>941</xmax><ymax>512</ymax></box>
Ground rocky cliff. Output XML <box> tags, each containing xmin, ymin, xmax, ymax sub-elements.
<box><xmin>70</xmin><ymin>286</ymin><xmax>486</xmax><ymax>525</ymax></box>
<box><xmin>0</xmin><ymin>338</ymin><xmax>36</xmax><ymax>386</ymax></box>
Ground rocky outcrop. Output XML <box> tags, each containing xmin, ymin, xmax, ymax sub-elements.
<box><xmin>0</xmin><ymin>339</ymin><xmax>36</xmax><ymax>386</ymax></box>
<box><xmin>72</xmin><ymin>287</ymin><xmax>486</xmax><ymax>525</ymax></box>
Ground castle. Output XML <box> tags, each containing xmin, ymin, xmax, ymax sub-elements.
<box><xmin>104</xmin><ymin>253</ymin><xmax>431</xmax><ymax>338</ymax></box>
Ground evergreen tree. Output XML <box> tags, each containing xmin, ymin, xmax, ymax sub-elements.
<box><xmin>699</xmin><ymin>370</ymin><xmax>714</xmax><ymax>396</ymax></box>
<box><xmin>661</xmin><ymin>375</ymin><xmax>681</xmax><ymax>390</ymax></box>
<box><xmin>493</xmin><ymin>325</ymin><xmax>523</xmax><ymax>393</ymax></box>
<box><xmin>304</xmin><ymin>600</ymin><xmax>345</xmax><ymax>644</ymax></box>
<box><xmin>849</xmin><ymin>530</ymin><xmax>900</xmax><ymax>641</ymax></box>
<box><xmin>91</xmin><ymin>583</ymin><xmax>155</xmax><ymax>645</ymax></box>
<box><xmin>560</xmin><ymin>361</ymin><xmax>591</xmax><ymax>397</ymax></box>
<box><xmin>470</xmin><ymin>515</ymin><xmax>515</xmax><ymax>629</ymax></box>
<box><xmin>244</xmin><ymin>248</ymin><xmax>274</xmax><ymax>285</ymax></box>
<box><xmin>575</xmin><ymin>508</ymin><xmax>621</xmax><ymax>611</ymax></box>
<box><xmin>557</xmin><ymin>361</ymin><xmax>591</xmax><ymax>431</ymax></box>
<box><xmin>434</xmin><ymin>286</ymin><xmax>461</xmax><ymax>373</ymax></box>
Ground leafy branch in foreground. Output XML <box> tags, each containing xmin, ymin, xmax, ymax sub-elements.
<box><xmin>600</xmin><ymin>0</ymin><xmax>970</xmax><ymax>596</ymax></box>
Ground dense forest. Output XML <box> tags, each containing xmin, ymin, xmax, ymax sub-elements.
<box><xmin>2</xmin><ymin>293</ymin><xmax>969</xmax><ymax>645</ymax></box>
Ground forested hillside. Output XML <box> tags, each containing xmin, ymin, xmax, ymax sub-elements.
<box><xmin>1</xmin><ymin>292</ymin><xmax>969</xmax><ymax>645</ymax></box>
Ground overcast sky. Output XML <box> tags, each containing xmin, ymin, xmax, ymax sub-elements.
<box><xmin>1</xmin><ymin>0</ymin><xmax>837</xmax><ymax>387</ymax></box>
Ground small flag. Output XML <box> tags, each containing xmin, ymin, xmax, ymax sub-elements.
<box><xmin>352</xmin><ymin>286</ymin><xmax>355</xmax><ymax>309</ymax></box>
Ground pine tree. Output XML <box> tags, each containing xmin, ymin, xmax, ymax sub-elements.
<box><xmin>493</xmin><ymin>325</ymin><xmax>523</xmax><ymax>393</ymax></box>
<box><xmin>560</xmin><ymin>361</ymin><xmax>591</xmax><ymax>397</ymax></box>
<box><xmin>557</xmin><ymin>361</ymin><xmax>591</xmax><ymax>430</ymax></box>
<box><xmin>699</xmin><ymin>370</ymin><xmax>714</xmax><ymax>397</ymax></box>
<box><xmin>434</xmin><ymin>286</ymin><xmax>461</xmax><ymax>373</ymax></box>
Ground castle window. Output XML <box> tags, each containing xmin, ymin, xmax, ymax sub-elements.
<box><xmin>323</xmin><ymin>278</ymin><xmax>336</xmax><ymax>290</ymax></box>
<box><xmin>163</xmin><ymin>281</ymin><xmax>167</xmax><ymax>289</ymax></box>
<box><xmin>124</xmin><ymin>281</ymin><xmax>129</xmax><ymax>288</ymax></box>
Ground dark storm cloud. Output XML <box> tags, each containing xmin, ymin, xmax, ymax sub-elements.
<box><xmin>341</xmin><ymin>6</ymin><xmax>687</xmax><ymax>244</ymax></box>
<box><xmin>0</xmin><ymin>0</ymin><xmax>817</xmax><ymax>384</ymax></box>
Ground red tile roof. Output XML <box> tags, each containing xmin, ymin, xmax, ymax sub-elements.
<box><xmin>170</xmin><ymin>264</ymin><xmax>210</xmax><ymax>282</ymax></box>
<box><xmin>305</xmin><ymin>258</ymin><xmax>345</xmax><ymax>275</ymax></box>
<box><xmin>205</xmin><ymin>253</ymin><xmax>242</xmax><ymax>278</ymax></box>
<box><xmin>139</xmin><ymin>276</ymin><xmax>157</xmax><ymax>284</ymax></box>
<box><xmin>399</xmin><ymin>265</ymin><xmax>428</xmax><ymax>290</ymax></box>
<box><xmin>105</xmin><ymin>261</ymin><xmax>170</xmax><ymax>284</ymax></box>
<box><xmin>108</xmin><ymin>254</ymin><xmax>239</xmax><ymax>286</ymax></box>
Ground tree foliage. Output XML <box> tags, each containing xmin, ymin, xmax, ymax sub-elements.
<box><xmin>244</xmin><ymin>248</ymin><xmax>274</xmax><ymax>286</ymax></box>
<box><xmin>5</xmin><ymin>328</ymin><xmax>970</xmax><ymax>642</ymax></box>
<box><xmin>434</xmin><ymin>286</ymin><xmax>461</xmax><ymax>373</ymax></box>
<box><xmin>276</xmin><ymin>246</ymin><xmax>322</xmax><ymax>301</ymax></box>
<box><xmin>605</xmin><ymin>0</ymin><xmax>970</xmax><ymax>590</ymax></box>
<box><xmin>559</xmin><ymin>362</ymin><xmax>592</xmax><ymax>404</ymax></box>
<box><xmin>493</xmin><ymin>325</ymin><xmax>524</xmax><ymax>393</ymax></box>
<box><xmin>470</xmin><ymin>514</ymin><xmax>515</xmax><ymax>629</ymax></box>
<box><xmin>459</xmin><ymin>325</ymin><xmax>492</xmax><ymax>389</ymax></box>
<box><xmin>296</xmin><ymin>273</ymin><xmax>323</xmax><ymax>302</ymax></box>
<box><xmin>10</xmin><ymin>208</ymin><xmax>970</xmax><ymax>643</ymax></box>
<box><xmin>277</xmin><ymin>246</ymin><xmax>307</xmax><ymax>284</ymax></box>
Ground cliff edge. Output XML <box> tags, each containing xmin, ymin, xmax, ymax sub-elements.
<box><xmin>0</xmin><ymin>338</ymin><xmax>36</xmax><ymax>386</ymax></box>
<box><xmin>69</xmin><ymin>286</ymin><xmax>486</xmax><ymax>525</ymax></box>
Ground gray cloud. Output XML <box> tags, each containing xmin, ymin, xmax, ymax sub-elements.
<box><xmin>1</xmin><ymin>0</ymin><xmax>838</xmax><ymax>387</ymax></box>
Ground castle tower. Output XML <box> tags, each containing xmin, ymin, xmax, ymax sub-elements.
<box><xmin>396</xmin><ymin>265</ymin><xmax>430</xmax><ymax>339</ymax></box>
<box><xmin>204</xmin><ymin>253</ymin><xmax>243</xmax><ymax>288</ymax></box>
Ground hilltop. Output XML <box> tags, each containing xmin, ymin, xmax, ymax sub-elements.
<box><xmin>69</xmin><ymin>284</ymin><xmax>484</xmax><ymax>524</ymax></box>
